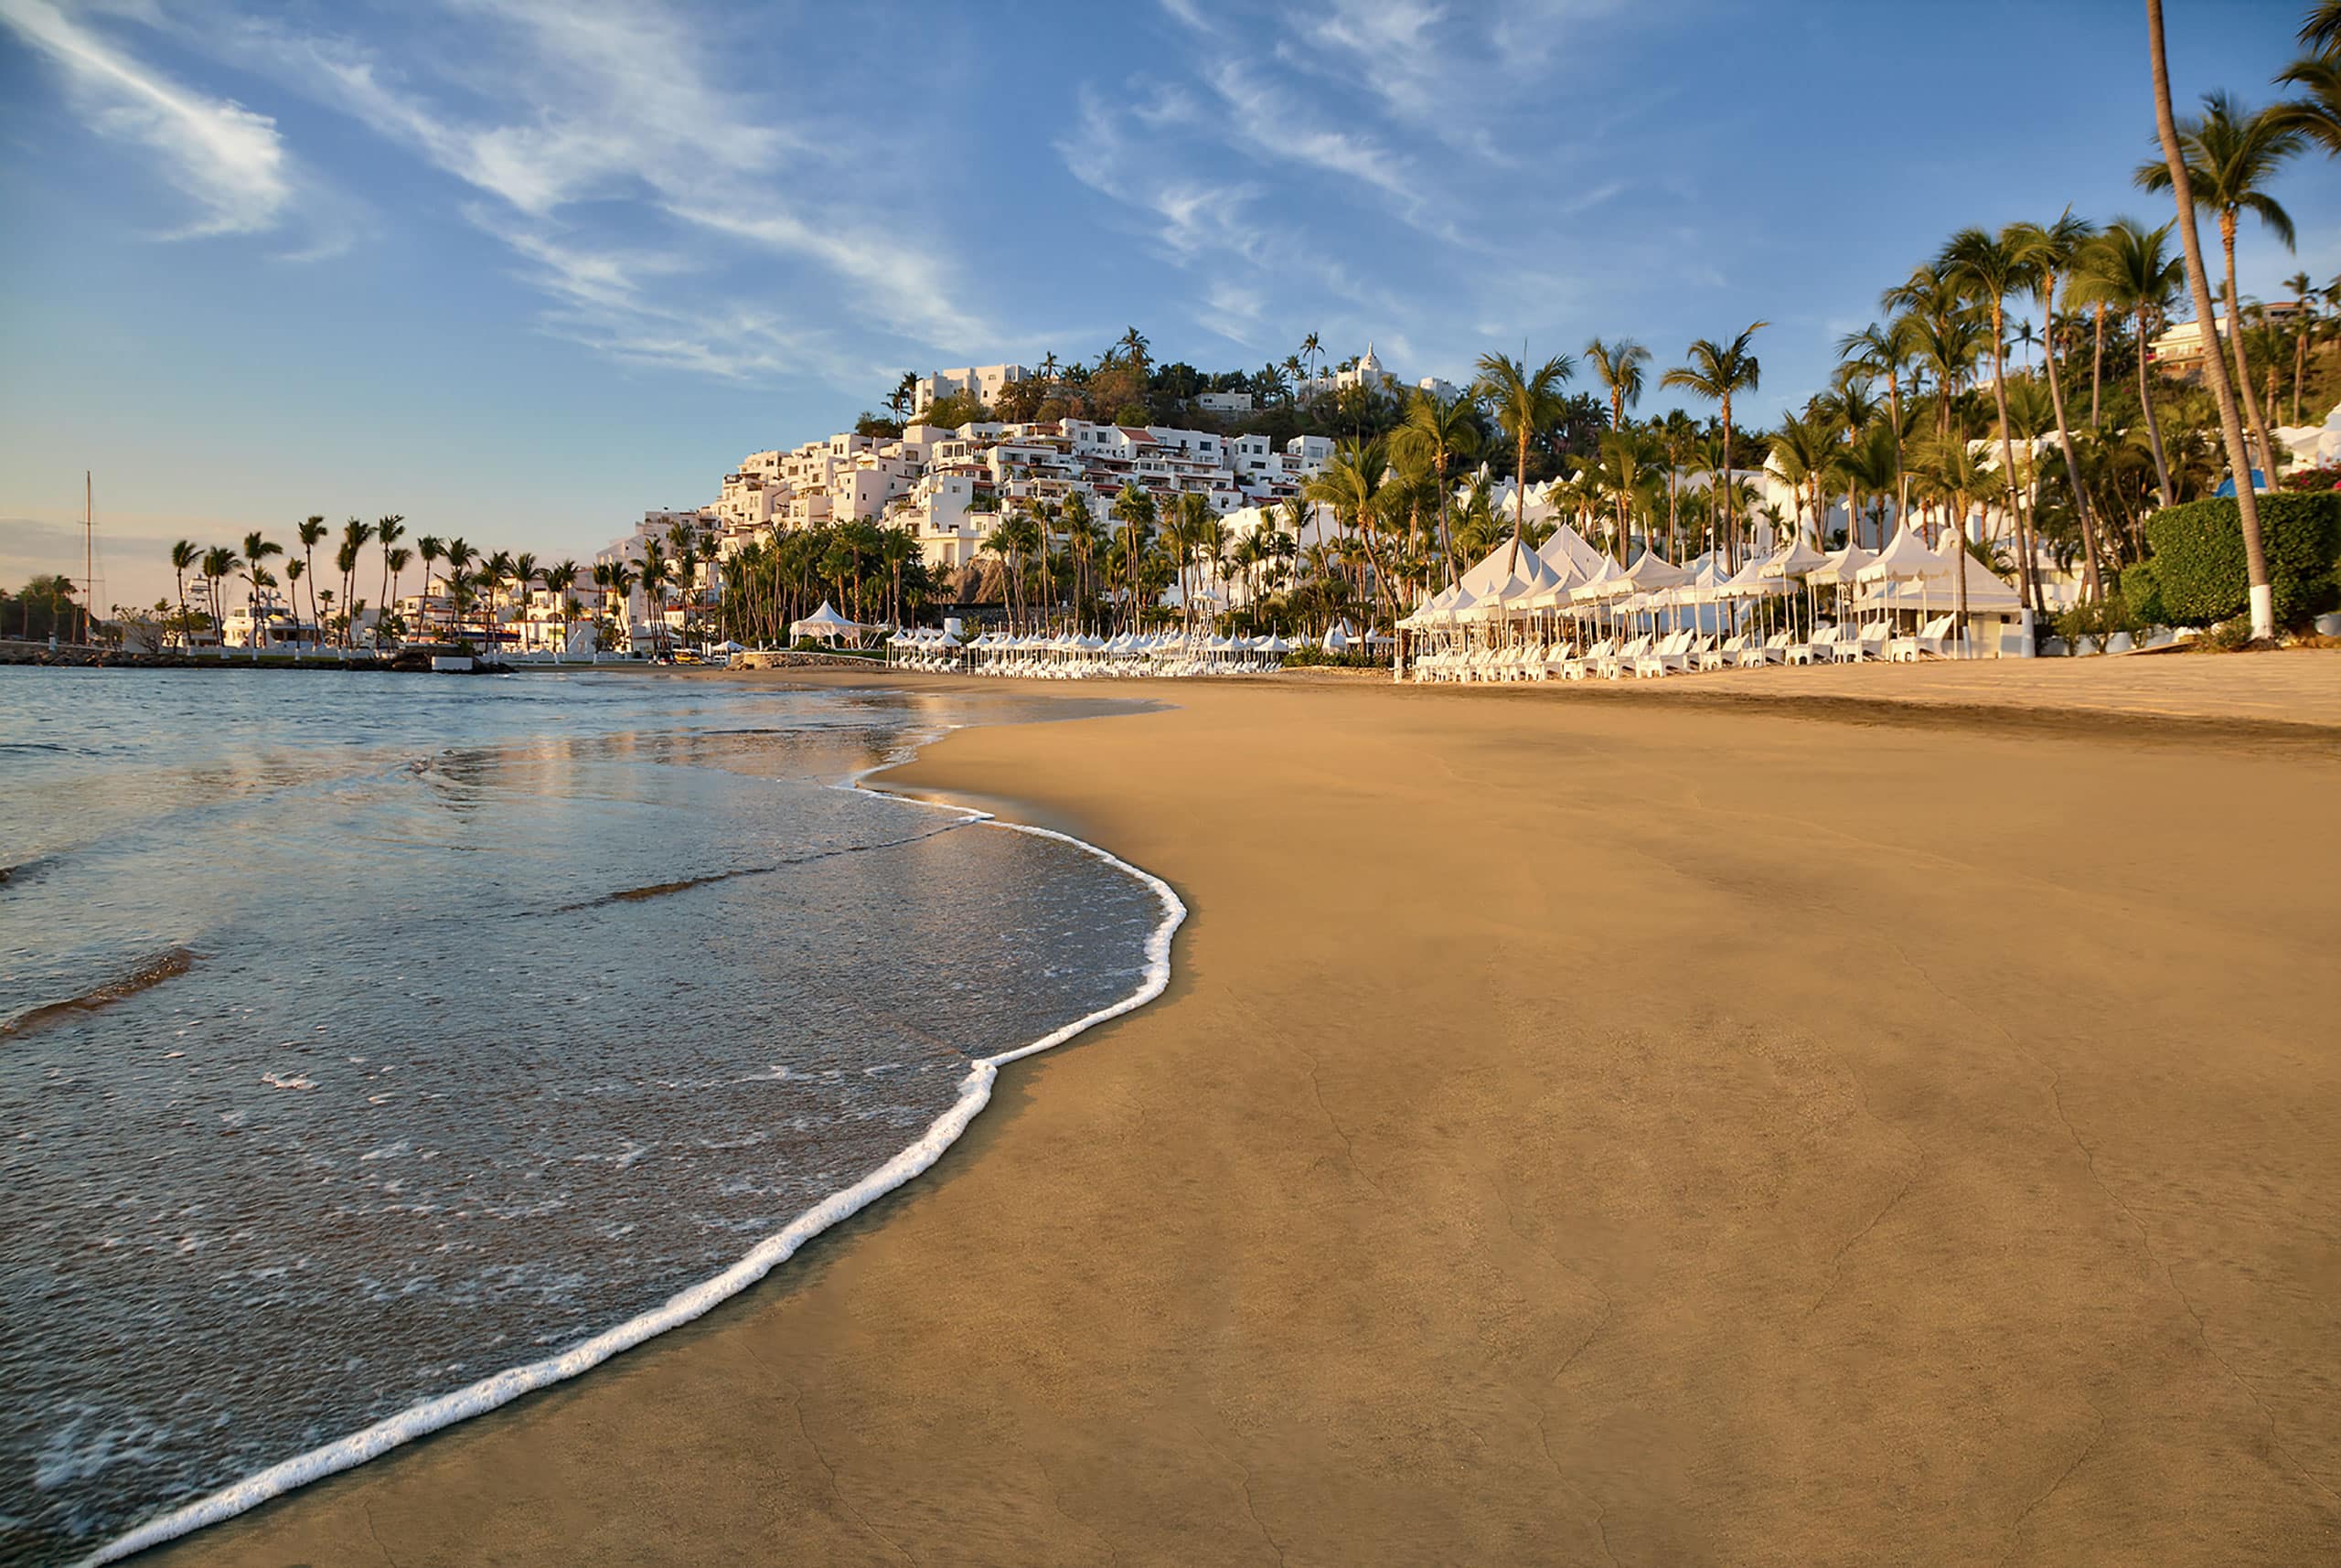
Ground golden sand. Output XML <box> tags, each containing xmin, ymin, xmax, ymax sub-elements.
<box><xmin>151</xmin><ymin>664</ymin><xmax>2340</xmax><ymax>1566</ymax></box>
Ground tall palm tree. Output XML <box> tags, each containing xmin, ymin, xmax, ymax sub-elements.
<box><xmin>443</xmin><ymin>538</ymin><xmax>476</xmax><ymax>645</ymax></box>
<box><xmin>2135</xmin><ymin>90</ymin><xmax>2304</xmax><ymax>485</ymax></box>
<box><xmin>543</xmin><ymin>560</ymin><xmax>580</xmax><ymax>648</ymax></box>
<box><xmin>239</xmin><ymin>531</ymin><xmax>283</xmax><ymax>646</ymax></box>
<box><xmin>1585</xmin><ymin>336</ymin><xmax>1651</xmax><ymax>439</ymax></box>
<box><xmin>636</xmin><ymin>542</ymin><xmax>667</xmax><ymax>652</ymax></box>
<box><xmin>414</xmin><ymin>535</ymin><xmax>444</xmax><ymax>639</ymax></box>
<box><xmin>604</xmin><ymin>560</ymin><xmax>637</xmax><ymax>647</ymax></box>
<box><xmin>2146</xmin><ymin>0</ymin><xmax>2274</xmax><ymax>639</ymax></box>
<box><xmin>2282</xmin><ymin>270</ymin><xmax>2315</xmax><ymax>421</ymax></box>
<box><xmin>168</xmin><ymin>539</ymin><xmax>198</xmax><ymax>648</ymax></box>
<box><xmin>1299</xmin><ymin>331</ymin><xmax>1324</xmax><ymax>391</ymax></box>
<box><xmin>1391</xmin><ymin>389</ymin><xmax>1480</xmax><ymax>584</ymax></box>
<box><xmin>2079</xmin><ymin>218</ymin><xmax>2185</xmax><ymax>506</ymax></box>
<box><xmin>1940</xmin><ymin>228</ymin><xmax>2045</xmax><ymax>611</ymax></box>
<box><xmin>2272</xmin><ymin>7</ymin><xmax>2341</xmax><ymax>158</ymax></box>
<box><xmin>1302</xmin><ymin>438</ymin><xmax>1401</xmax><ymax>625</ymax></box>
<box><xmin>1837</xmin><ymin>321</ymin><xmax>1914</xmax><ymax>530</ymax></box>
<box><xmin>1471</xmin><ymin>350</ymin><xmax>1575</xmax><ymax>571</ymax></box>
<box><xmin>373</xmin><ymin>516</ymin><xmax>405</xmax><ymax>631</ymax></box>
<box><xmin>1769</xmin><ymin>411</ymin><xmax>1838</xmax><ymax>547</ymax></box>
<box><xmin>296</xmin><ymin>517</ymin><xmax>327</xmax><ymax>645</ymax></box>
<box><xmin>199</xmin><ymin>545</ymin><xmax>240</xmax><ymax>637</ymax></box>
<box><xmin>336</xmin><ymin>518</ymin><xmax>374</xmax><ymax>646</ymax></box>
<box><xmin>2009</xmin><ymin>214</ymin><xmax>2107</xmax><ymax>598</ymax></box>
<box><xmin>1660</xmin><ymin>323</ymin><xmax>1766</xmax><ymax>569</ymax></box>
<box><xmin>383</xmin><ymin>547</ymin><xmax>412</xmax><ymax>641</ymax></box>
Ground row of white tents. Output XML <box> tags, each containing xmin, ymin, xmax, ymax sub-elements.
<box><xmin>1397</xmin><ymin>521</ymin><xmax>2026</xmax><ymax>678</ymax></box>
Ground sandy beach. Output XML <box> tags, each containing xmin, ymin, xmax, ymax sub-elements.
<box><xmin>146</xmin><ymin>661</ymin><xmax>2340</xmax><ymax>1566</ymax></box>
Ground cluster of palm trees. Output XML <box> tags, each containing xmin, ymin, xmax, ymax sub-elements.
<box><xmin>165</xmin><ymin>517</ymin><xmax>614</xmax><ymax>652</ymax></box>
<box><xmin>713</xmin><ymin>518</ymin><xmax>937</xmax><ymax>647</ymax></box>
<box><xmin>166</xmin><ymin>517</ymin><xmax>415</xmax><ymax>649</ymax></box>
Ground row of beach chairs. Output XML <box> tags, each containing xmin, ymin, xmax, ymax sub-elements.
<box><xmin>1408</xmin><ymin>617</ymin><xmax>1971</xmax><ymax>684</ymax></box>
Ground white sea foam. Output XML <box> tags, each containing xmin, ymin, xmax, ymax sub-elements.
<box><xmin>89</xmin><ymin>721</ymin><xmax>1184</xmax><ymax>1566</ymax></box>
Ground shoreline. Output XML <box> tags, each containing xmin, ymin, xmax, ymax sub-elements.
<box><xmin>144</xmin><ymin>669</ymin><xmax>2341</xmax><ymax>1565</ymax></box>
<box><xmin>86</xmin><ymin>696</ymin><xmax>1182</xmax><ymax>1566</ymax></box>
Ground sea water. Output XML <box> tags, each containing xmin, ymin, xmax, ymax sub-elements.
<box><xmin>0</xmin><ymin>669</ymin><xmax>1170</xmax><ymax>1565</ymax></box>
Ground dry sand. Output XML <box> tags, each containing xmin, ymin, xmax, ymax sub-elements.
<box><xmin>150</xmin><ymin>662</ymin><xmax>2340</xmax><ymax>1566</ymax></box>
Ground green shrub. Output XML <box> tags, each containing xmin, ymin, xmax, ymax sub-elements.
<box><xmin>2056</xmin><ymin>595</ymin><xmax>2137</xmax><ymax>651</ymax></box>
<box><xmin>2142</xmin><ymin>492</ymin><xmax>2341</xmax><ymax>628</ymax></box>
<box><xmin>1284</xmin><ymin>645</ymin><xmax>1389</xmax><ymax>669</ymax></box>
<box><xmin>2197</xmin><ymin>616</ymin><xmax>2259</xmax><ymax>652</ymax></box>
<box><xmin>2118</xmin><ymin>560</ymin><xmax>2165</xmax><ymax>627</ymax></box>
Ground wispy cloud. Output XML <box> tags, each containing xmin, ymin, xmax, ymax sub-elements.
<box><xmin>1</xmin><ymin>0</ymin><xmax>291</xmax><ymax>239</ymax></box>
<box><xmin>1203</xmin><ymin>58</ymin><xmax>1420</xmax><ymax>205</ymax></box>
<box><xmin>212</xmin><ymin>0</ymin><xmax>988</xmax><ymax>379</ymax></box>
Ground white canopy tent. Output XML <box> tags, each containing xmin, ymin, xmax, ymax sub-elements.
<box><xmin>789</xmin><ymin>601</ymin><xmax>862</xmax><ymax>643</ymax></box>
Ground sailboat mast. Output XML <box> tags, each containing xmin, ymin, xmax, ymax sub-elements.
<box><xmin>84</xmin><ymin>470</ymin><xmax>93</xmax><ymax>645</ymax></box>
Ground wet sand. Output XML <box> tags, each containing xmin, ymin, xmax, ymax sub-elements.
<box><xmin>148</xmin><ymin>666</ymin><xmax>2340</xmax><ymax>1565</ymax></box>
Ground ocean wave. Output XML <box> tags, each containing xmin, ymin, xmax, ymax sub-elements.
<box><xmin>88</xmin><ymin>733</ymin><xmax>1184</xmax><ymax>1566</ymax></box>
<box><xmin>0</xmin><ymin>947</ymin><xmax>198</xmax><ymax>1039</ymax></box>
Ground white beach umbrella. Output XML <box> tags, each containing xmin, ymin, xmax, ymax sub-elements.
<box><xmin>1855</xmin><ymin>524</ymin><xmax>1948</xmax><ymax>582</ymax></box>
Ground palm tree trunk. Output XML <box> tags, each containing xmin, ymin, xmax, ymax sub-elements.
<box><xmin>2090</xmin><ymin>304</ymin><xmax>2107</xmax><ymax>429</ymax></box>
<box><xmin>1986</xmin><ymin>306</ymin><xmax>2039</xmax><ymax>615</ymax></box>
<box><xmin>1719</xmin><ymin>397</ymin><xmax>1736</xmax><ymax>571</ymax></box>
<box><xmin>2293</xmin><ymin>315</ymin><xmax>2308</xmax><ymax>424</ymax></box>
<box><xmin>2150</xmin><ymin>0</ymin><xmax>2272</xmax><ymax>638</ymax></box>
<box><xmin>2040</xmin><ymin>275</ymin><xmax>2104</xmax><ymax>599</ymax></box>
<box><xmin>2218</xmin><ymin>218</ymin><xmax>2280</xmax><ymax>485</ymax></box>
<box><xmin>1887</xmin><ymin>375</ymin><xmax>1907</xmax><ymax>534</ymax></box>
<box><xmin>1508</xmin><ymin>432</ymin><xmax>1528</xmax><ymax>573</ymax></box>
<box><xmin>2136</xmin><ymin>308</ymin><xmax>2175</xmax><ymax>505</ymax></box>
<box><xmin>1432</xmin><ymin>467</ymin><xmax>1451</xmax><ymax>596</ymax></box>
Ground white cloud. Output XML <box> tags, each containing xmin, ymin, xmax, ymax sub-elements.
<box><xmin>218</xmin><ymin>0</ymin><xmax>986</xmax><ymax>378</ymax></box>
<box><xmin>1</xmin><ymin>0</ymin><xmax>291</xmax><ymax>238</ymax></box>
<box><xmin>1203</xmin><ymin>58</ymin><xmax>1419</xmax><ymax>205</ymax></box>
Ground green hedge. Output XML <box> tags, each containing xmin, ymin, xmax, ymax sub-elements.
<box><xmin>2117</xmin><ymin>560</ymin><xmax>2165</xmax><ymax>626</ymax></box>
<box><xmin>2140</xmin><ymin>493</ymin><xmax>2341</xmax><ymax>627</ymax></box>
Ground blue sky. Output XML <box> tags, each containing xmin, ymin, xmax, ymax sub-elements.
<box><xmin>1</xmin><ymin>0</ymin><xmax>2328</xmax><ymax>610</ymax></box>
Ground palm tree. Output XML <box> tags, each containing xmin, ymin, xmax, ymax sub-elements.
<box><xmin>2272</xmin><ymin>8</ymin><xmax>2341</xmax><ymax>158</ymax></box>
<box><xmin>1585</xmin><ymin>336</ymin><xmax>1651</xmax><ymax>439</ymax></box>
<box><xmin>1299</xmin><ymin>331</ymin><xmax>1324</xmax><ymax>392</ymax></box>
<box><xmin>2135</xmin><ymin>90</ymin><xmax>2304</xmax><ymax>485</ymax></box>
<box><xmin>2079</xmin><ymin>218</ymin><xmax>2185</xmax><ymax>506</ymax></box>
<box><xmin>1768</xmin><ymin>412</ymin><xmax>1837</xmax><ymax>547</ymax></box>
<box><xmin>1591</xmin><ymin>429</ymin><xmax>1662</xmax><ymax>559</ymax></box>
<box><xmin>168</xmin><ymin>539</ymin><xmax>198</xmax><ymax>648</ymax></box>
<box><xmin>1660</xmin><ymin>324</ymin><xmax>1766</xmax><ymax>569</ymax></box>
<box><xmin>1471</xmin><ymin>350</ymin><xmax>1575</xmax><ymax>571</ymax></box>
<box><xmin>374</xmin><ymin>516</ymin><xmax>405</xmax><ymax>632</ymax></box>
<box><xmin>1302</xmin><ymin>438</ymin><xmax>1402</xmax><ymax>626</ymax></box>
<box><xmin>296</xmin><ymin>517</ymin><xmax>327</xmax><ymax>645</ymax></box>
<box><xmin>1837</xmin><ymin>321</ymin><xmax>1913</xmax><ymax>530</ymax></box>
<box><xmin>383</xmin><ymin>547</ymin><xmax>412</xmax><ymax>641</ymax></box>
<box><xmin>1940</xmin><ymin>229</ymin><xmax>2045</xmax><ymax>611</ymax></box>
<box><xmin>542</xmin><ymin>560</ymin><xmax>580</xmax><ymax>649</ymax></box>
<box><xmin>414</xmin><ymin>535</ymin><xmax>444</xmax><ymax>639</ymax></box>
<box><xmin>2282</xmin><ymin>270</ymin><xmax>2315</xmax><ymax>421</ymax></box>
<box><xmin>637</xmin><ymin>542</ymin><xmax>667</xmax><ymax>652</ymax></box>
<box><xmin>443</xmin><ymin>538</ymin><xmax>476</xmax><ymax>645</ymax></box>
<box><xmin>199</xmin><ymin>545</ymin><xmax>240</xmax><ymax>638</ymax></box>
<box><xmin>2146</xmin><ymin>0</ymin><xmax>2274</xmax><ymax>639</ymax></box>
<box><xmin>604</xmin><ymin>560</ymin><xmax>637</xmax><ymax>647</ymax></box>
<box><xmin>2009</xmin><ymin>214</ymin><xmax>2108</xmax><ymax>598</ymax></box>
<box><xmin>1391</xmin><ymin>389</ymin><xmax>1480</xmax><ymax>585</ymax></box>
<box><xmin>239</xmin><ymin>531</ymin><xmax>283</xmax><ymax>646</ymax></box>
<box><xmin>336</xmin><ymin>518</ymin><xmax>374</xmax><ymax>646</ymax></box>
